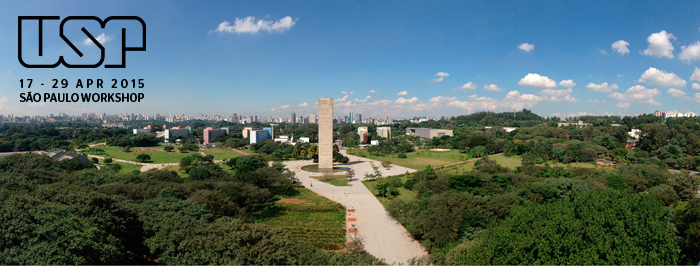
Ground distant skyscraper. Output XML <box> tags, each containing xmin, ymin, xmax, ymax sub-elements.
<box><xmin>291</xmin><ymin>111</ymin><xmax>296</xmax><ymax>124</ymax></box>
<box><xmin>357</xmin><ymin>114</ymin><xmax>362</xmax><ymax>124</ymax></box>
<box><xmin>309</xmin><ymin>113</ymin><xmax>317</xmax><ymax>124</ymax></box>
<box><xmin>348</xmin><ymin>112</ymin><xmax>353</xmax><ymax>123</ymax></box>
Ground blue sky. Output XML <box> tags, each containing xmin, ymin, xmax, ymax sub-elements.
<box><xmin>1</xmin><ymin>0</ymin><xmax>700</xmax><ymax>119</ymax></box>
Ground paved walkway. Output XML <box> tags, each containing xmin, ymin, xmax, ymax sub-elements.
<box><xmin>284</xmin><ymin>154</ymin><xmax>425</xmax><ymax>265</ymax></box>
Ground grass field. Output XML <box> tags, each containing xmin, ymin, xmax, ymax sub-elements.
<box><xmin>262</xmin><ymin>188</ymin><xmax>346</xmax><ymax>250</ymax></box>
<box><xmin>347</xmin><ymin>149</ymin><xmax>471</xmax><ymax>170</ymax></box>
<box><xmin>362</xmin><ymin>173</ymin><xmax>418</xmax><ymax>205</ymax></box>
<box><xmin>310</xmin><ymin>174</ymin><xmax>351</xmax><ymax>186</ymax></box>
<box><xmin>160</xmin><ymin>165</ymin><xmax>189</xmax><ymax>178</ymax></box>
<box><xmin>85</xmin><ymin>145</ymin><xmax>196</xmax><ymax>164</ymax></box>
<box><xmin>200</xmin><ymin>148</ymin><xmax>251</xmax><ymax>160</ymax></box>
<box><xmin>440</xmin><ymin>154</ymin><xmax>613</xmax><ymax>174</ymax></box>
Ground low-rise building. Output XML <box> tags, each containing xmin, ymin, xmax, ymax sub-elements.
<box><xmin>358</xmin><ymin>127</ymin><xmax>368</xmax><ymax>142</ymax></box>
<box><xmin>46</xmin><ymin>149</ymin><xmax>91</xmax><ymax>164</ymax></box>
<box><xmin>405</xmin><ymin>127</ymin><xmax>453</xmax><ymax>139</ymax></box>
<box><xmin>133</xmin><ymin>128</ymin><xmax>152</xmax><ymax>134</ymax></box>
<box><xmin>203</xmin><ymin>127</ymin><xmax>229</xmax><ymax>144</ymax></box>
<box><xmin>250</xmin><ymin>130</ymin><xmax>271</xmax><ymax>144</ymax></box>
<box><xmin>164</xmin><ymin>127</ymin><xmax>192</xmax><ymax>142</ymax></box>
<box><xmin>377</xmin><ymin>127</ymin><xmax>391</xmax><ymax>139</ymax></box>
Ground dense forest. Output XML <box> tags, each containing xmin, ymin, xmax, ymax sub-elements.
<box><xmin>2</xmin><ymin>110</ymin><xmax>700</xmax><ymax>265</ymax></box>
<box><xmin>0</xmin><ymin>153</ymin><xmax>383</xmax><ymax>265</ymax></box>
<box><xmin>368</xmin><ymin>157</ymin><xmax>699</xmax><ymax>265</ymax></box>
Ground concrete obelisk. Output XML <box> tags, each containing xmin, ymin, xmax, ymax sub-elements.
<box><xmin>318</xmin><ymin>98</ymin><xmax>333</xmax><ymax>171</ymax></box>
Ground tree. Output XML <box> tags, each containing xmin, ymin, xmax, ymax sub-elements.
<box><xmin>460</xmin><ymin>190</ymin><xmax>679</xmax><ymax>265</ymax></box>
<box><xmin>122</xmin><ymin>146</ymin><xmax>132</xmax><ymax>153</ymax></box>
<box><xmin>178</xmin><ymin>146</ymin><xmax>187</xmax><ymax>153</ymax></box>
<box><xmin>91</xmin><ymin>157</ymin><xmax>99</xmax><ymax>164</ymax></box>
<box><xmin>163</xmin><ymin>145</ymin><xmax>174</xmax><ymax>152</ymax></box>
<box><xmin>103</xmin><ymin>157</ymin><xmax>113</xmax><ymax>164</ymax></box>
<box><xmin>136</xmin><ymin>154</ymin><xmax>151</xmax><ymax>163</ymax></box>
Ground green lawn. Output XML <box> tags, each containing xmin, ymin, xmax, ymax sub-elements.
<box><xmin>261</xmin><ymin>188</ymin><xmax>346</xmax><ymax>250</ymax></box>
<box><xmin>85</xmin><ymin>145</ymin><xmax>197</xmax><ymax>164</ymax></box>
<box><xmin>310</xmin><ymin>174</ymin><xmax>351</xmax><ymax>186</ymax></box>
<box><xmin>347</xmin><ymin>149</ymin><xmax>471</xmax><ymax>170</ymax></box>
<box><xmin>160</xmin><ymin>165</ymin><xmax>189</xmax><ymax>178</ymax></box>
<box><xmin>362</xmin><ymin>173</ymin><xmax>418</xmax><ymax>205</ymax></box>
<box><xmin>200</xmin><ymin>148</ymin><xmax>252</xmax><ymax>160</ymax></box>
<box><xmin>441</xmin><ymin>154</ymin><xmax>612</xmax><ymax>174</ymax></box>
<box><xmin>110</xmin><ymin>162</ymin><xmax>142</xmax><ymax>174</ymax></box>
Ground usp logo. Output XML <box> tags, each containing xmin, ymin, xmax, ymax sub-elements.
<box><xmin>18</xmin><ymin>16</ymin><xmax>146</xmax><ymax>68</ymax></box>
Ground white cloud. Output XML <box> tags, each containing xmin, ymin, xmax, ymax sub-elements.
<box><xmin>643</xmin><ymin>30</ymin><xmax>676</xmax><ymax>58</ymax></box>
<box><xmin>518</xmin><ymin>73</ymin><xmax>557</xmax><ymax>88</ymax></box>
<box><xmin>586</xmin><ymin>82</ymin><xmax>619</xmax><ymax>93</ymax></box>
<box><xmin>214</xmin><ymin>16</ymin><xmax>296</xmax><ymax>33</ymax></box>
<box><xmin>518</xmin><ymin>43</ymin><xmax>535</xmax><ymax>52</ymax></box>
<box><xmin>435</xmin><ymin>72</ymin><xmax>450</xmax><ymax>77</ymax></box>
<box><xmin>587</xmin><ymin>99</ymin><xmax>606</xmax><ymax>106</ymax></box>
<box><xmin>27</xmin><ymin>103</ymin><xmax>44</xmax><ymax>107</ymax></box>
<box><xmin>538</xmin><ymin>88</ymin><xmax>573</xmax><ymax>96</ymax></box>
<box><xmin>667</xmin><ymin>88</ymin><xmax>686</xmax><ymax>97</ymax></box>
<box><xmin>693</xmin><ymin>83</ymin><xmax>700</xmax><ymax>90</ymax></box>
<box><xmin>692</xmin><ymin>67</ymin><xmax>700</xmax><ymax>82</ymax></box>
<box><xmin>483</xmin><ymin>84</ymin><xmax>504</xmax><ymax>92</ymax></box>
<box><xmin>432</xmin><ymin>77</ymin><xmax>444</xmax><ymax>83</ymax></box>
<box><xmin>429</xmin><ymin>91</ymin><xmax>546</xmax><ymax>112</ymax></box>
<box><xmin>617</xmin><ymin>74</ymin><xmax>623</xmax><ymax>77</ymax></box>
<box><xmin>548</xmin><ymin>95</ymin><xmax>578</xmax><ymax>103</ymax></box>
<box><xmin>460</xmin><ymin>82</ymin><xmax>477</xmax><ymax>90</ymax></box>
<box><xmin>297</xmin><ymin>102</ymin><xmax>308</xmax><ymax>107</ymax></box>
<box><xmin>694</xmin><ymin>93</ymin><xmax>700</xmax><ymax>103</ymax></box>
<box><xmin>83</xmin><ymin>33</ymin><xmax>114</xmax><ymax>46</ymax></box>
<box><xmin>341</xmin><ymin>91</ymin><xmax>348</xmax><ymax>95</ymax></box>
<box><xmin>276</xmin><ymin>104</ymin><xmax>291</xmax><ymax>110</ymax></box>
<box><xmin>369</xmin><ymin>100</ymin><xmax>393</xmax><ymax>106</ymax></box>
<box><xmin>336</xmin><ymin>94</ymin><xmax>350</xmax><ymax>102</ymax></box>
<box><xmin>395</xmin><ymin>97</ymin><xmax>419</xmax><ymax>105</ymax></box>
<box><xmin>429</xmin><ymin>96</ymin><xmax>457</xmax><ymax>103</ymax></box>
<box><xmin>617</xmin><ymin>102</ymin><xmax>630</xmax><ymax>109</ymax></box>
<box><xmin>397</xmin><ymin>91</ymin><xmax>408</xmax><ymax>96</ymax></box>
<box><xmin>368</xmin><ymin>90</ymin><xmax>377</xmax><ymax>93</ymax></box>
<box><xmin>611</xmin><ymin>40</ymin><xmax>630</xmax><ymax>55</ymax></box>
<box><xmin>0</xmin><ymin>97</ymin><xmax>7</xmax><ymax>103</ymax></box>
<box><xmin>608</xmin><ymin>85</ymin><xmax>662</xmax><ymax>105</ymax></box>
<box><xmin>679</xmin><ymin>41</ymin><xmax>700</xmax><ymax>63</ymax></box>
<box><xmin>638</xmin><ymin>67</ymin><xmax>687</xmax><ymax>87</ymax></box>
<box><xmin>559</xmin><ymin>79</ymin><xmax>576</xmax><ymax>88</ymax></box>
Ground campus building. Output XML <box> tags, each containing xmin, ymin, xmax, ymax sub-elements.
<box><xmin>405</xmin><ymin>127</ymin><xmax>453</xmax><ymax>140</ymax></box>
<box><xmin>164</xmin><ymin>127</ymin><xmax>192</xmax><ymax>142</ymax></box>
<box><xmin>133</xmin><ymin>128</ymin><xmax>152</xmax><ymax>134</ymax></box>
<box><xmin>250</xmin><ymin>130</ymin><xmax>271</xmax><ymax>144</ymax></box>
<box><xmin>203</xmin><ymin>127</ymin><xmax>230</xmax><ymax>144</ymax></box>
<box><xmin>358</xmin><ymin>127</ymin><xmax>368</xmax><ymax>142</ymax></box>
<box><xmin>377</xmin><ymin>127</ymin><xmax>391</xmax><ymax>139</ymax></box>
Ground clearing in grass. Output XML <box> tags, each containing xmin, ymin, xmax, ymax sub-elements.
<box><xmin>261</xmin><ymin>188</ymin><xmax>346</xmax><ymax>250</ymax></box>
<box><xmin>84</xmin><ymin>145</ymin><xmax>196</xmax><ymax>164</ymax></box>
<box><xmin>347</xmin><ymin>148</ymin><xmax>470</xmax><ymax>170</ymax></box>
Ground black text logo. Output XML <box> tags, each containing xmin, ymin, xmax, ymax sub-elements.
<box><xmin>18</xmin><ymin>16</ymin><xmax>146</xmax><ymax>68</ymax></box>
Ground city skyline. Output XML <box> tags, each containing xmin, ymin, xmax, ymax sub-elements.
<box><xmin>2</xmin><ymin>0</ymin><xmax>700</xmax><ymax>118</ymax></box>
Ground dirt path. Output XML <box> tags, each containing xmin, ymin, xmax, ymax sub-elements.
<box><xmin>231</xmin><ymin>148</ymin><xmax>250</xmax><ymax>155</ymax></box>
